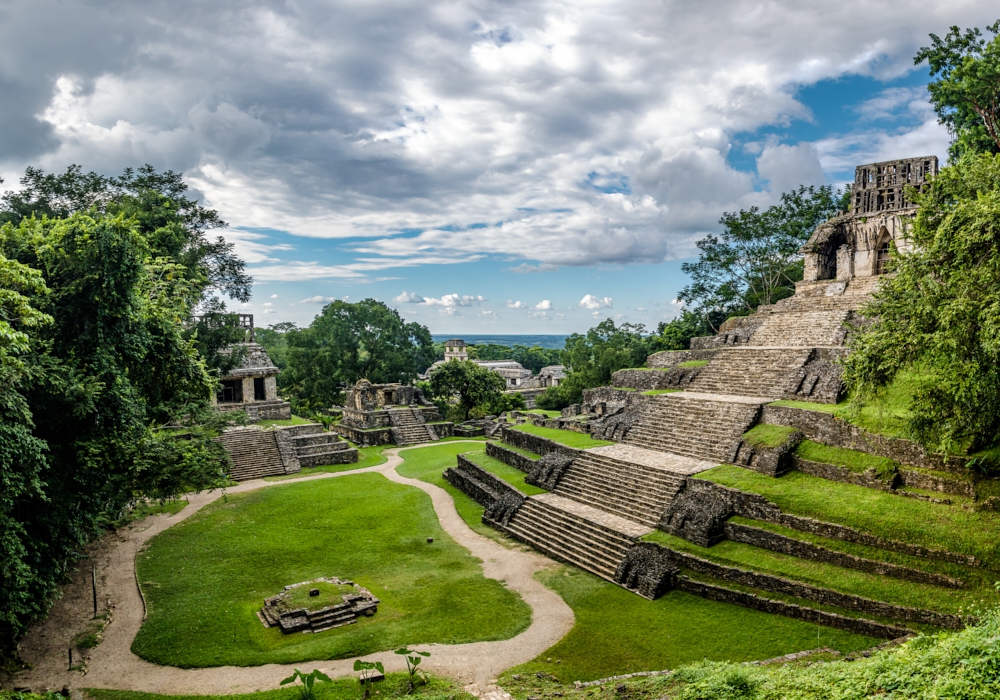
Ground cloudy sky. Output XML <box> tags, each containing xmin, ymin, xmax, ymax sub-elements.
<box><xmin>1</xmin><ymin>1</ymin><xmax>992</xmax><ymax>334</ymax></box>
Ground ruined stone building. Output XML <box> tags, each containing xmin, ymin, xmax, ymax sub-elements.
<box><xmin>210</xmin><ymin>315</ymin><xmax>292</xmax><ymax>422</ymax></box>
<box><xmin>432</xmin><ymin>337</ymin><xmax>566</xmax><ymax>391</ymax></box>
<box><xmin>802</xmin><ymin>156</ymin><xmax>938</xmax><ymax>283</ymax></box>
<box><xmin>335</xmin><ymin>379</ymin><xmax>452</xmax><ymax>446</ymax></box>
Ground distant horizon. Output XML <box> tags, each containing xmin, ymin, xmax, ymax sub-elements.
<box><xmin>431</xmin><ymin>334</ymin><xmax>570</xmax><ymax>350</ymax></box>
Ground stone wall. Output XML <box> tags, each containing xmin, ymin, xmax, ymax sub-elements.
<box><xmin>732</xmin><ymin>430</ymin><xmax>802</xmax><ymax>477</ymax></box>
<box><xmin>690</xmin><ymin>316</ymin><xmax>765</xmax><ymax>350</ymax></box>
<box><xmin>723</xmin><ymin>522</ymin><xmax>962</xmax><ymax>588</ymax></box>
<box><xmin>663</xmin><ymin>546</ymin><xmax>960</xmax><ymax>630</ymax></box>
<box><xmin>676</xmin><ymin>578</ymin><xmax>911</xmax><ymax>639</ymax></box>
<box><xmin>900</xmin><ymin>468</ymin><xmax>975</xmax><ymax>498</ymax></box>
<box><xmin>429</xmin><ymin>422</ymin><xmax>455</xmax><ymax>438</ymax></box>
<box><xmin>793</xmin><ymin>457</ymin><xmax>898</xmax><ymax>490</ymax></box>
<box><xmin>646</xmin><ymin>349</ymin><xmax>719</xmax><ymax>368</ymax></box>
<box><xmin>487</xmin><ymin>441</ymin><xmax>537</xmax><ymax>472</ymax></box>
<box><xmin>500</xmin><ymin>426</ymin><xmax>582</xmax><ymax>458</ymax></box>
<box><xmin>760</xmin><ymin>405</ymin><xmax>957</xmax><ymax>472</ymax></box>
<box><xmin>333</xmin><ymin>424</ymin><xmax>393</xmax><ymax>447</ymax></box>
<box><xmin>443</xmin><ymin>455</ymin><xmax>526</xmax><ymax>526</ymax></box>
<box><xmin>686</xmin><ymin>478</ymin><xmax>977</xmax><ymax>567</ymax></box>
<box><xmin>611</xmin><ymin>366</ymin><xmax>705</xmax><ymax>391</ymax></box>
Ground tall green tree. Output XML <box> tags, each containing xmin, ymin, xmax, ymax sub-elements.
<box><xmin>916</xmin><ymin>21</ymin><xmax>1000</xmax><ymax>160</ymax></box>
<box><xmin>537</xmin><ymin>320</ymin><xmax>650</xmax><ymax>409</ymax></box>
<box><xmin>283</xmin><ymin>299</ymin><xmax>432</xmax><ymax>411</ymax></box>
<box><xmin>843</xmin><ymin>152</ymin><xmax>1000</xmax><ymax>456</ymax></box>
<box><xmin>429</xmin><ymin>360</ymin><xmax>508</xmax><ymax>420</ymax></box>
<box><xmin>678</xmin><ymin>186</ymin><xmax>845</xmax><ymax>328</ymax></box>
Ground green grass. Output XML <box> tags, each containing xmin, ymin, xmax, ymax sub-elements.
<box><xmin>84</xmin><ymin>674</ymin><xmax>471</xmax><ymax>700</ymax></box>
<box><xmin>462</xmin><ymin>450</ymin><xmax>547</xmax><ymax>495</ymax></box>
<box><xmin>496</xmin><ymin>442</ymin><xmax>541</xmax><ymax>460</ymax></box>
<box><xmin>523</xmin><ymin>409</ymin><xmax>561</xmax><ymax>418</ymax></box>
<box><xmin>676</xmin><ymin>360</ymin><xmax>709</xmax><ymax>368</ymax></box>
<box><xmin>698</xmin><ymin>465</ymin><xmax>1000</xmax><ymax>564</ymax></box>
<box><xmin>642</xmin><ymin>389</ymin><xmax>681</xmax><ymax>396</ymax></box>
<box><xmin>795</xmin><ymin>439</ymin><xmax>899</xmax><ymax>478</ymax></box>
<box><xmin>394</xmin><ymin>442</ymin><xmax>513</xmax><ymax>541</ymax></box>
<box><xmin>641</xmin><ymin>530</ymin><xmax>991</xmax><ymax>616</ymax></box>
<box><xmin>742</xmin><ymin>424</ymin><xmax>799</xmax><ymax>449</ymax></box>
<box><xmin>500</xmin><ymin>566</ymin><xmax>877</xmax><ymax>683</ymax></box>
<box><xmin>255</xmin><ymin>415</ymin><xmax>314</xmax><ymax>428</ymax></box>
<box><xmin>277</xmin><ymin>581</ymin><xmax>357</xmax><ymax>612</ymax></box>
<box><xmin>510</xmin><ymin>423</ymin><xmax>614</xmax><ymax>449</ymax></box>
<box><xmin>264</xmin><ymin>444</ymin><xmax>392</xmax><ymax>481</ymax></box>
<box><xmin>132</xmin><ymin>469</ymin><xmax>531</xmax><ymax>667</ymax></box>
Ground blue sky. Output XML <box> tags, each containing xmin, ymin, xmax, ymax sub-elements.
<box><xmin>1</xmin><ymin>1</ymin><xmax>986</xmax><ymax>334</ymax></box>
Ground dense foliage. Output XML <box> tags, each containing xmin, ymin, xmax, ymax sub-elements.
<box><xmin>679</xmin><ymin>186</ymin><xmax>847</xmax><ymax>328</ymax></box>
<box><xmin>276</xmin><ymin>300</ymin><xmax>433</xmax><ymax>413</ymax></box>
<box><xmin>917</xmin><ymin>20</ymin><xmax>1000</xmax><ymax>161</ymax></box>
<box><xmin>428</xmin><ymin>360</ymin><xmax>514</xmax><ymax>420</ymax></box>
<box><xmin>537</xmin><ymin>320</ymin><xmax>651</xmax><ymax>409</ymax></box>
<box><xmin>0</xmin><ymin>166</ymin><xmax>244</xmax><ymax>653</ymax></box>
<box><xmin>843</xmin><ymin>152</ymin><xmax>1000</xmax><ymax>455</ymax></box>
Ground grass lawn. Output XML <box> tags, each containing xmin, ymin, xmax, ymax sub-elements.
<box><xmin>255</xmin><ymin>415</ymin><xmax>314</xmax><ymax>428</ymax></box>
<box><xmin>132</xmin><ymin>470</ymin><xmax>531</xmax><ymax>667</ymax></box>
<box><xmin>742</xmin><ymin>424</ymin><xmax>799</xmax><ymax>448</ymax></box>
<box><xmin>795</xmin><ymin>439</ymin><xmax>899</xmax><ymax>478</ymax></box>
<box><xmin>394</xmin><ymin>442</ymin><xmax>514</xmax><ymax>541</ymax></box>
<box><xmin>85</xmin><ymin>674</ymin><xmax>471</xmax><ymax>700</ymax></box>
<box><xmin>495</xmin><ymin>442</ymin><xmax>541</xmax><ymax>461</ymax></box>
<box><xmin>264</xmin><ymin>443</ymin><xmax>392</xmax><ymax>481</ymax></box>
<box><xmin>500</xmin><ymin>567</ymin><xmax>877</xmax><ymax>683</ymax></box>
<box><xmin>462</xmin><ymin>450</ymin><xmax>547</xmax><ymax>495</ymax></box>
<box><xmin>523</xmin><ymin>409</ymin><xmax>561</xmax><ymax>418</ymax></box>
<box><xmin>642</xmin><ymin>389</ymin><xmax>681</xmax><ymax>396</ymax></box>
<box><xmin>510</xmin><ymin>424</ymin><xmax>614</xmax><ymax>449</ymax></box>
<box><xmin>641</xmin><ymin>530</ymin><xmax>989</xmax><ymax>616</ymax></box>
<box><xmin>698</xmin><ymin>465</ymin><xmax>1000</xmax><ymax>564</ymax></box>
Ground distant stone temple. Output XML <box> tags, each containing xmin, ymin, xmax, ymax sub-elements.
<box><xmin>211</xmin><ymin>316</ymin><xmax>292</xmax><ymax>422</ymax></box>
<box><xmin>432</xmin><ymin>338</ymin><xmax>566</xmax><ymax>395</ymax></box>
<box><xmin>334</xmin><ymin>379</ymin><xmax>453</xmax><ymax>446</ymax></box>
<box><xmin>802</xmin><ymin>156</ymin><xmax>938</xmax><ymax>283</ymax></box>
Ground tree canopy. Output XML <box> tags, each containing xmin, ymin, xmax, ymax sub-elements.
<box><xmin>843</xmin><ymin>152</ymin><xmax>1000</xmax><ymax>456</ymax></box>
<box><xmin>279</xmin><ymin>299</ymin><xmax>433</xmax><ymax>413</ymax></box>
<box><xmin>428</xmin><ymin>359</ymin><xmax>511</xmax><ymax>420</ymax></box>
<box><xmin>678</xmin><ymin>186</ymin><xmax>846</xmax><ymax>328</ymax></box>
<box><xmin>467</xmin><ymin>343</ymin><xmax>562</xmax><ymax>373</ymax></box>
<box><xmin>916</xmin><ymin>20</ymin><xmax>1000</xmax><ymax>160</ymax></box>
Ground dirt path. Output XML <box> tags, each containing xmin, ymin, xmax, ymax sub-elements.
<box><xmin>10</xmin><ymin>442</ymin><xmax>574</xmax><ymax>695</ymax></box>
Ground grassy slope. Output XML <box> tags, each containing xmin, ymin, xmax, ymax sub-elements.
<box><xmin>502</xmin><ymin>567</ymin><xmax>876</xmax><ymax>683</ymax></box>
<box><xmin>255</xmin><ymin>415</ymin><xmax>314</xmax><ymax>428</ymax></box>
<box><xmin>394</xmin><ymin>442</ymin><xmax>511</xmax><ymax>541</ymax></box>
<box><xmin>462</xmin><ymin>450</ymin><xmax>547</xmax><ymax>495</ymax></box>
<box><xmin>510</xmin><ymin>424</ymin><xmax>613</xmax><ymax>449</ymax></box>
<box><xmin>132</xmin><ymin>469</ymin><xmax>530</xmax><ymax>667</ymax></box>
<box><xmin>795</xmin><ymin>439</ymin><xmax>899</xmax><ymax>476</ymax></box>
<box><xmin>699</xmin><ymin>465</ymin><xmax>1000</xmax><ymax>563</ymax></box>
<box><xmin>742</xmin><ymin>424</ymin><xmax>798</xmax><ymax>448</ymax></box>
<box><xmin>643</xmin><ymin>389</ymin><xmax>681</xmax><ymax>396</ymax></box>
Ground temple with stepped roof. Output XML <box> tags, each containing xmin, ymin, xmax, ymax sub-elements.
<box><xmin>444</xmin><ymin>156</ymin><xmax>971</xmax><ymax>639</ymax></box>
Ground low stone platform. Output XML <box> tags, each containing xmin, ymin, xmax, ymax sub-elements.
<box><xmin>585</xmin><ymin>444</ymin><xmax>716</xmax><ymax>475</ymax></box>
<box><xmin>259</xmin><ymin>577</ymin><xmax>379</xmax><ymax>634</ymax></box>
<box><xmin>531</xmin><ymin>493</ymin><xmax>652</xmax><ymax>539</ymax></box>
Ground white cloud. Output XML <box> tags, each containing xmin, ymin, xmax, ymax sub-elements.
<box><xmin>301</xmin><ymin>295</ymin><xmax>337</xmax><ymax>303</ymax></box>
<box><xmin>481</xmin><ymin>309</ymin><xmax>497</xmax><ymax>317</ymax></box>
<box><xmin>394</xmin><ymin>290</ymin><xmax>424</xmax><ymax>303</ymax></box>
<box><xmin>262</xmin><ymin>308</ymin><xmax>277</xmax><ymax>314</ymax></box>
<box><xmin>756</xmin><ymin>142</ymin><xmax>826</xmax><ymax>195</ymax></box>
<box><xmin>534</xmin><ymin>299</ymin><xmax>552</xmax><ymax>310</ymax></box>
<box><xmin>269</xmin><ymin>294</ymin><xmax>280</xmax><ymax>299</ymax></box>
<box><xmin>580</xmin><ymin>294</ymin><xmax>613</xmax><ymax>310</ymax></box>
<box><xmin>263</xmin><ymin>302</ymin><xmax>274</xmax><ymax>307</ymax></box>
<box><xmin>421</xmin><ymin>293</ymin><xmax>486</xmax><ymax>307</ymax></box>
<box><xmin>509</xmin><ymin>263</ymin><xmax>559</xmax><ymax>274</ymax></box>
<box><xmin>507</xmin><ymin>300</ymin><xmax>528</xmax><ymax>309</ymax></box>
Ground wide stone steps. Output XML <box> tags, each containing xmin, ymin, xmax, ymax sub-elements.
<box><xmin>623</xmin><ymin>395</ymin><xmax>761</xmax><ymax>463</ymax></box>
<box><xmin>216</xmin><ymin>429</ymin><xmax>288</xmax><ymax>480</ymax></box>
<box><xmin>502</xmin><ymin>495</ymin><xmax>644</xmax><ymax>580</ymax></box>
<box><xmin>686</xmin><ymin>348</ymin><xmax>814</xmax><ymax>398</ymax></box>
<box><xmin>748</xmin><ymin>310</ymin><xmax>851</xmax><ymax>347</ymax></box>
<box><xmin>553</xmin><ymin>454</ymin><xmax>685</xmax><ymax>527</ymax></box>
<box><xmin>309</xmin><ymin>606</ymin><xmax>357</xmax><ymax>631</ymax></box>
<box><xmin>388</xmin><ymin>408</ymin><xmax>437</xmax><ymax>445</ymax></box>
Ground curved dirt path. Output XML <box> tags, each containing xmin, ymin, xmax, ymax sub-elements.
<box><xmin>11</xmin><ymin>442</ymin><xmax>574</xmax><ymax>695</ymax></box>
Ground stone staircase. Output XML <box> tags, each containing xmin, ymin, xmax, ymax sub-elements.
<box><xmin>284</xmin><ymin>424</ymin><xmax>358</xmax><ymax>467</ymax></box>
<box><xmin>501</xmin><ymin>493</ymin><xmax>650</xmax><ymax>581</ymax></box>
<box><xmin>686</xmin><ymin>348</ymin><xmax>815</xmax><ymax>399</ymax></box>
<box><xmin>623</xmin><ymin>393</ymin><xmax>763</xmax><ymax>463</ymax></box>
<box><xmin>216</xmin><ymin>428</ymin><xmax>296</xmax><ymax>481</ymax></box>
<box><xmin>388</xmin><ymin>408</ymin><xmax>438</xmax><ymax>445</ymax></box>
<box><xmin>553</xmin><ymin>445</ymin><xmax>706</xmax><ymax>527</ymax></box>
<box><xmin>748</xmin><ymin>310</ymin><xmax>851</xmax><ymax>347</ymax></box>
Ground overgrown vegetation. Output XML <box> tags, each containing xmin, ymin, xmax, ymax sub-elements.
<box><xmin>510</xmin><ymin>424</ymin><xmax>614</xmax><ymax>449</ymax></box>
<box><xmin>428</xmin><ymin>359</ymin><xmax>522</xmax><ymax>420</ymax></box>
<box><xmin>462</xmin><ymin>450</ymin><xmax>547</xmax><ymax>495</ymax></box>
<box><xmin>742</xmin><ymin>424</ymin><xmax>799</xmax><ymax>449</ymax></box>
<box><xmin>0</xmin><ymin>164</ymin><xmax>247</xmax><ymax>651</ymax></box>
<box><xmin>795</xmin><ymin>440</ymin><xmax>900</xmax><ymax>479</ymax></box>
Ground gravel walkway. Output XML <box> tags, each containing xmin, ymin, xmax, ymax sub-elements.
<box><xmin>11</xmin><ymin>442</ymin><xmax>574</xmax><ymax>695</ymax></box>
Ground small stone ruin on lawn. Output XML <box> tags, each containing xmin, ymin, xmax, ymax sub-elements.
<box><xmin>258</xmin><ymin>577</ymin><xmax>379</xmax><ymax>634</ymax></box>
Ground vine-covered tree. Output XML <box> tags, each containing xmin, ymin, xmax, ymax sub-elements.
<box><xmin>916</xmin><ymin>20</ymin><xmax>1000</xmax><ymax>160</ymax></box>
<box><xmin>843</xmin><ymin>152</ymin><xmax>1000</xmax><ymax>456</ymax></box>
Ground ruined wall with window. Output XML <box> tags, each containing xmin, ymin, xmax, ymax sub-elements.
<box><xmin>802</xmin><ymin>156</ymin><xmax>938</xmax><ymax>283</ymax></box>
